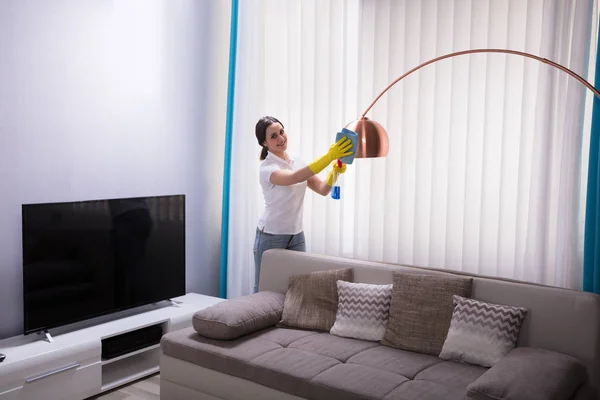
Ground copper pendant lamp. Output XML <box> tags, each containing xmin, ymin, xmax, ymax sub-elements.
<box><xmin>345</xmin><ymin>48</ymin><xmax>600</xmax><ymax>160</ymax></box>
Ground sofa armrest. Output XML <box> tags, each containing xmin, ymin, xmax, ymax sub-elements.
<box><xmin>466</xmin><ymin>347</ymin><xmax>588</xmax><ymax>400</ymax></box>
<box><xmin>192</xmin><ymin>291</ymin><xmax>285</xmax><ymax>340</ymax></box>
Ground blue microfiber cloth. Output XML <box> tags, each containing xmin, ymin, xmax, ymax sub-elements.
<box><xmin>336</xmin><ymin>128</ymin><xmax>358</xmax><ymax>164</ymax></box>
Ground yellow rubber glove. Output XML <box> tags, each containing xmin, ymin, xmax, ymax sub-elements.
<box><xmin>326</xmin><ymin>160</ymin><xmax>347</xmax><ymax>186</ymax></box>
<box><xmin>308</xmin><ymin>137</ymin><xmax>354</xmax><ymax>175</ymax></box>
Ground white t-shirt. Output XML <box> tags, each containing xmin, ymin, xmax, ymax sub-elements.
<box><xmin>257</xmin><ymin>152</ymin><xmax>308</xmax><ymax>235</ymax></box>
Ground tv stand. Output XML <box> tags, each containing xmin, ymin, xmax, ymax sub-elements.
<box><xmin>0</xmin><ymin>293</ymin><xmax>223</xmax><ymax>400</ymax></box>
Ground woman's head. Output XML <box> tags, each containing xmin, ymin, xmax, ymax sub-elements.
<box><xmin>256</xmin><ymin>116</ymin><xmax>286</xmax><ymax>160</ymax></box>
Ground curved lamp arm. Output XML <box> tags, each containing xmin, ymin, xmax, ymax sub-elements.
<box><xmin>361</xmin><ymin>48</ymin><xmax>600</xmax><ymax>118</ymax></box>
<box><xmin>348</xmin><ymin>48</ymin><xmax>600</xmax><ymax>159</ymax></box>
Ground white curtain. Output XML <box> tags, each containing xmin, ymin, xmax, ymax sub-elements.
<box><xmin>227</xmin><ymin>0</ymin><xmax>598</xmax><ymax>298</ymax></box>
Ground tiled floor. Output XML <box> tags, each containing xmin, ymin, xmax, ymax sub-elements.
<box><xmin>90</xmin><ymin>374</ymin><xmax>160</xmax><ymax>400</ymax></box>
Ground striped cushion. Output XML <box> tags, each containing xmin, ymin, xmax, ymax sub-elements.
<box><xmin>439</xmin><ymin>295</ymin><xmax>528</xmax><ymax>367</ymax></box>
<box><xmin>330</xmin><ymin>281</ymin><xmax>393</xmax><ymax>341</ymax></box>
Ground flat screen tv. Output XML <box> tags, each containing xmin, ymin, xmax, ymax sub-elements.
<box><xmin>21</xmin><ymin>194</ymin><xmax>186</xmax><ymax>334</ymax></box>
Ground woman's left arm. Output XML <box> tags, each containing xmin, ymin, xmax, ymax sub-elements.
<box><xmin>307</xmin><ymin>161</ymin><xmax>346</xmax><ymax>196</ymax></box>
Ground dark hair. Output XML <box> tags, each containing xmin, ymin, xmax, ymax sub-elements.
<box><xmin>255</xmin><ymin>116</ymin><xmax>283</xmax><ymax>160</ymax></box>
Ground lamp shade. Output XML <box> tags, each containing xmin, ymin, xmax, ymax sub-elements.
<box><xmin>344</xmin><ymin>117</ymin><xmax>389</xmax><ymax>159</ymax></box>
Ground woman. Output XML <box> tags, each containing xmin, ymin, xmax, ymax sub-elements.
<box><xmin>253</xmin><ymin>116</ymin><xmax>353</xmax><ymax>292</ymax></box>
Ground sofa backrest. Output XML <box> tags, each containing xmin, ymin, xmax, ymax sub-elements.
<box><xmin>259</xmin><ymin>249</ymin><xmax>600</xmax><ymax>389</ymax></box>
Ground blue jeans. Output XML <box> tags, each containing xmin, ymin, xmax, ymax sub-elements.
<box><xmin>253</xmin><ymin>228</ymin><xmax>306</xmax><ymax>293</ymax></box>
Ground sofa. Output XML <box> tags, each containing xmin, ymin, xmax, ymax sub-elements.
<box><xmin>159</xmin><ymin>249</ymin><xmax>600</xmax><ymax>400</ymax></box>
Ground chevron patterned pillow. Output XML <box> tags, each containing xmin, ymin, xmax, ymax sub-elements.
<box><xmin>439</xmin><ymin>295</ymin><xmax>528</xmax><ymax>367</ymax></box>
<box><xmin>329</xmin><ymin>281</ymin><xmax>393</xmax><ymax>341</ymax></box>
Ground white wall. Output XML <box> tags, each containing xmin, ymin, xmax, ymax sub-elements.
<box><xmin>0</xmin><ymin>0</ymin><xmax>230</xmax><ymax>339</ymax></box>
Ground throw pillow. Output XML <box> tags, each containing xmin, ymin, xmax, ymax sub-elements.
<box><xmin>279</xmin><ymin>268</ymin><xmax>353</xmax><ymax>331</ymax></box>
<box><xmin>193</xmin><ymin>291</ymin><xmax>285</xmax><ymax>340</ymax></box>
<box><xmin>381</xmin><ymin>272</ymin><xmax>473</xmax><ymax>356</ymax></box>
<box><xmin>330</xmin><ymin>281</ymin><xmax>393</xmax><ymax>341</ymax></box>
<box><xmin>439</xmin><ymin>295</ymin><xmax>528</xmax><ymax>367</ymax></box>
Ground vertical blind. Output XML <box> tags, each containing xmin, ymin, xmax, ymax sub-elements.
<box><xmin>226</xmin><ymin>0</ymin><xmax>598</xmax><ymax>298</ymax></box>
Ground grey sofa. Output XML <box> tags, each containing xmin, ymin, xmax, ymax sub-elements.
<box><xmin>159</xmin><ymin>249</ymin><xmax>600</xmax><ymax>400</ymax></box>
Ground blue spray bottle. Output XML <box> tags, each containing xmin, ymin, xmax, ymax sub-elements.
<box><xmin>331</xmin><ymin>159</ymin><xmax>343</xmax><ymax>200</ymax></box>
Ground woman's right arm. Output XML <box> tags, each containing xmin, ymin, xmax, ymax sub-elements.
<box><xmin>269</xmin><ymin>136</ymin><xmax>354</xmax><ymax>186</ymax></box>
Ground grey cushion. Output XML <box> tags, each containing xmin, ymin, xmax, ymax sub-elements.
<box><xmin>279</xmin><ymin>268</ymin><xmax>353</xmax><ymax>331</ymax></box>
<box><xmin>161</xmin><ymin>327</ymin><xmax>486</xmax><ymax>400</ymax></box>
<box><xmin>466</xmin><ymin>347</ymin><xmax>589</xmax><ymax>400</ymax></box>
<box><xmin>330</xmin><ymin>281</ymin><xmax>393</xmax><ymax>341</ymax></box>
<box><xmin>192</xmin><ymin>291</ymin><xmax>285</xmax><ymax>339</ymax></box>
<box><xmin>381</xmin><ymin>272</ymin><xmax>473</xmax><ymax>356</ymax></box>
<box><xmin>439</xmin><ymin>295</ymin><xmax>528</xmax><ymax>367</ymax></box>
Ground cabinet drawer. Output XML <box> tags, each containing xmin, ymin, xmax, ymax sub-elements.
<box><xmin>0</xmin><ymin>361</ymin><xmax>100</xmax><ymax>400</ymax></box>
<box><xmin>0</xmin><ymin>339</ymin><xmax>99</xmax><ymax>389</ymax></box>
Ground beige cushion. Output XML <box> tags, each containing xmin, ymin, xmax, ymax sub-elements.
<box><xmin>193</xmin><ymin>291</ymin><xmax>285</xmax><ymax>340</ymax></box>
<box><xmin>381</xmin><ymin>272</ymin><xmax>473</xmax><ymax>356</ymax></box>
<box><xmin>279</xmin><ymin>268</ymin><xmax>353</xmax><ymax>331</ymax></box>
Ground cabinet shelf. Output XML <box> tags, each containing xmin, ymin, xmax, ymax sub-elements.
<box><xmin>101</xmin><ymin>344</ymin><xmax>161</xmax><ymax>366</ymax></box>
<box><xmin>101</xmin><ymin>347</ymin><xmax>161</xmax><ymax>392</ymax></box>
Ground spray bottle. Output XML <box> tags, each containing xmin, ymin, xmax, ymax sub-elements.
<box><xmin>331</xmin><ymin>159</ymin><xmax>343</xmax><ymax>200</ymax></box>
<box><xmin>330</xmin><ymin>127</ymin><xmax>357</xmax><ymax>200</ymax></box>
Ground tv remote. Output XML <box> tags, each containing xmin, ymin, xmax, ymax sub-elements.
<box><xmin>0</xmin><ymin>353</ymin><xmax>5</xmax><ymax>362</ymax></box>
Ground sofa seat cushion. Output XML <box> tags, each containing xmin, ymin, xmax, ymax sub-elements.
<box><xmin>346</xmin><ymin>345</ymin><xmax>443</xmax><ymax>379</ymax></box>
<box><xmin>288</xmin><ymin>330</ymin><xmax>379</xmax><ymax>361</ymax></box>
<box><xmin>383</xmin><ymin>381</ymin><xmax>468</xmax><ymax>400</ymax></box>
<box><xmin>312</xmin><ymin>364</ymin><xmax>409</xmax><ymax>399</ymax></box>
<box><xmin>161</xmin><ymin>327</ymin><xmax>488</xmax><ymax>400</ymax></box>
<box><xmin>414</xmin><ymin>360</ymin><xmax>488</xmax><ymax>389</ymax></box>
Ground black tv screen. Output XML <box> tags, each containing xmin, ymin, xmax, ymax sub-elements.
<box><xmin>21</xmin><ymin>194</ymin><xmax>186</xmax><ymax>334</ymax></box>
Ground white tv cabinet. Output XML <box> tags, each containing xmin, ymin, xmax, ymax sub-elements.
<box><xmin>0</xmin><ymin>293</ymin><xmax>223</xmax><ymax>400</ymax></box>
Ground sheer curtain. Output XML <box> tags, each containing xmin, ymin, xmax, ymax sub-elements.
<box><xmin>227</xmin><ymin>0</ymin><xmax>598</xmax><ymax>298</ymax></box>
